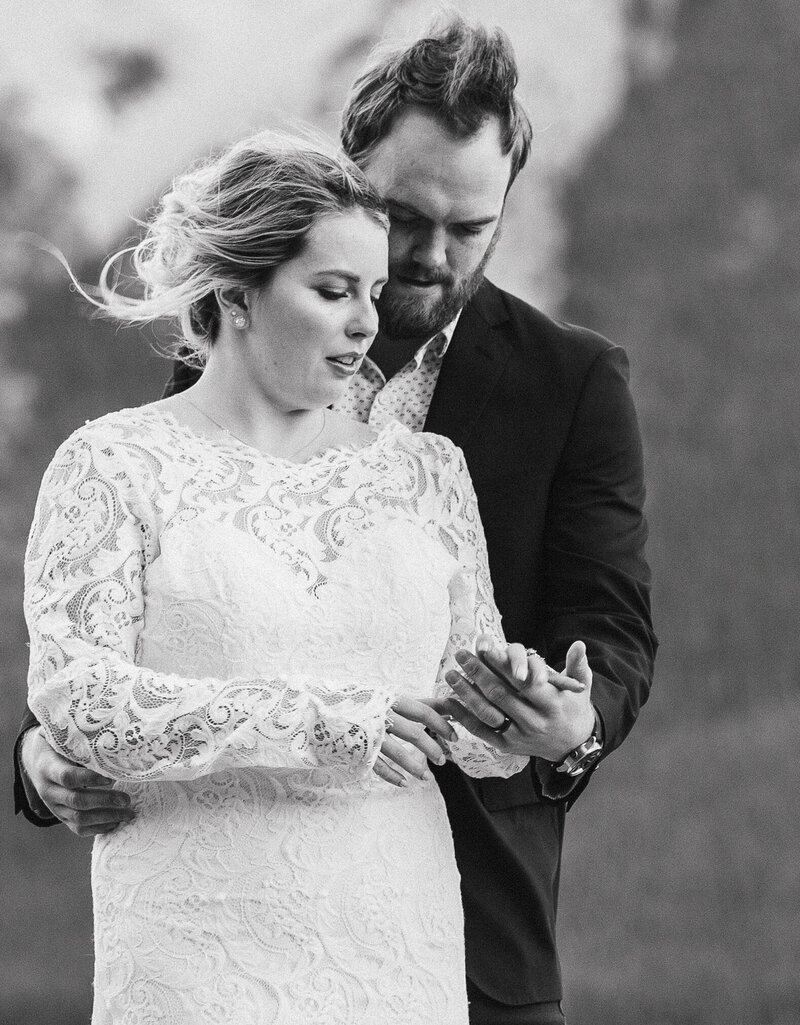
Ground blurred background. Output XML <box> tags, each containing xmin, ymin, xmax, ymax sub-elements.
<box><xmin>1</xmin><ymin>1</ymin><xmax>798</xmax><ymax>1022</ymax></box>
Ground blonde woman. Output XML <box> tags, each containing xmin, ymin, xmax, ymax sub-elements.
<box><xmin>24</xmin><ymin>133</ymin><xmax>530</xmax><ymax>1025</ymax></box>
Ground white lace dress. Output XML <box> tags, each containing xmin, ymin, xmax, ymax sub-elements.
<box><xmin>25</xmin><ymin>407</ymin><xmax>527</xmax><ymax>1025</ymax></box>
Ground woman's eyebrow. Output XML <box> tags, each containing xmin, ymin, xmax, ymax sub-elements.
<box><xmin>311</xmin><ymin>270</ymin><xmax>388</xmax><ymax>286</ymax></box>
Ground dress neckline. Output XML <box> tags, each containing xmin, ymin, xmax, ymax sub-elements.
<box><xmin>131</xmin><ymin>405</ymin><xmax>408</xmax><ymax>469</ymax></box>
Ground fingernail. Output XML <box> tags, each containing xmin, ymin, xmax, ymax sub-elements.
<box><xmin>455</xmin><ymin>651</ymin><xmax>471</xmax><ymax>667</ymax></box>
<box><xmin>396</xmin><ymin>777</ymin><xmax>408</xmax><ymax>788</ymax></box>
<box><xmin>476</xmin><ymin>640</ymin><xmax>489</xmax><ymax>653</ymax></box>
<box><xmin>515</xmin><ymin>665</ymin><xmax>528</xmax><ymax>682</ymax></box>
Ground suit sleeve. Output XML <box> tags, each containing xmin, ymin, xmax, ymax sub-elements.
<box><xmin>538</xmin><ymin>344</ymin><xmax>657</xmax><ymax>805</ymax></box>
<box><xmin>13</xmin><ymin>706</ymin><xmax>59</xmax><ymax>826</ymax></box>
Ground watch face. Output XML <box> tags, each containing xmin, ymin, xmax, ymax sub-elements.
<box><xmin>556</xmin><ymin>736</ymin><xmax>603</xmax><ymax>775</ymax></box>
<box><xmin>567</xmin><ymin>740</ymin><xmax>603</xmax><ymax>776</ymax></box>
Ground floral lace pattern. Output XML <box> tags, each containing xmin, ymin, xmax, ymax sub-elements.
<box><xmin>25</xmin><ymin>407</ymin><xmax>527</xmax><ymax>1025</ymax></box>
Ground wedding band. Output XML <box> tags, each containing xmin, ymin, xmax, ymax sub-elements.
<box><xmin>493</xmin><ymin>714</ymin><xmax>513</xmax><ymax>735</ymax></box>
<box><xmin>384</xmin><ymin>715</ymin><xmax>395</xmax><ymax>732</ymax></box>
<box><xmin>525</xmin><ymin>648</ymin><xmax>539</xmax><ymax>658</ymax></box>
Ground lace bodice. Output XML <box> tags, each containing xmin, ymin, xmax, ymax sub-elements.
<box><xmin>26</xmin><ymin>408</ymin><xmax>524</xmax><ymax>783</ymax></box>
<box><xmin>24</xmin><ymin>407</ymin><xmax>527</xmax><ymax>1025</ymax></box>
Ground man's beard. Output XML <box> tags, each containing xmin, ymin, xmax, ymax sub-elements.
<box><xmin>377</xmin><ymin>230</ymin><xmax>499</xmax><ymax>342</ymax></box>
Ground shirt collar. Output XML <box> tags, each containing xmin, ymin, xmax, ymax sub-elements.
<box><xmin>408</xmin><ymin>311</ymin><xmax>462</xmax><ymax>368</ymax></box>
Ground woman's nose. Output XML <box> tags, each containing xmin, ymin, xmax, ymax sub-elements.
<box><xmin>347</xmin><ymin>296</ymin><xmax>379</xmax><ymax>339</ymax></box>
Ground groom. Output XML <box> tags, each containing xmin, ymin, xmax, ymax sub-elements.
<box><xmin>15</xmin><ymin>14</ymin><xmax>656</xmax><ymax>1025</ymax></box>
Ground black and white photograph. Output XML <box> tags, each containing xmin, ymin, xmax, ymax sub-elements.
<box><xmin>1</xmin><ymin>2</ymin><xmax>797</xmax><ymax>1023</ymax></box>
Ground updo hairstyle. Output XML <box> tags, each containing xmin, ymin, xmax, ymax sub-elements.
<box><xmin>96</xmin><ymin>131</ymin><xmax>388</xmax><ymax>365</ymax></box>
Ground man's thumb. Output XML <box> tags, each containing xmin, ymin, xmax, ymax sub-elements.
<box><xmin>565</xmin><ymin>640</ymin><xmax>592</xmax><ymax>688</ymax></box>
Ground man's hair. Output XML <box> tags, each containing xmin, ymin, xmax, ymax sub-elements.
<box><xmin>340</xmin><ymin>12</ymin><xmax>532</xmax><ymax>187</ymax></box>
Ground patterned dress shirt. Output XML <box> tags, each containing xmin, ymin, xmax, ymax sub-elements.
<box><xmin>332</xmin><ymin>317</ymin><xmax>459</xmax><ymax>430</ymax></box>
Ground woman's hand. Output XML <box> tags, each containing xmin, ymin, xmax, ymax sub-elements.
<box><xmin>372</xmin><ymin>696</ymin><xmax>457</xmax><ymax>787</ymax></box>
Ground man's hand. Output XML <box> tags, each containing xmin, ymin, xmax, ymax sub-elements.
<box><xmin>442</xmin><ymin>637</ymin><xmax>595</xmax><ymax>762</ymax></box>
<box><xmin>19</xmin><ymin>727</ymin><xmax>134</xmax><ymax>837</ymax></box>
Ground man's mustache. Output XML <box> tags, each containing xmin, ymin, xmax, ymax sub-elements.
<box><xmin>391</xmin><ymin>266</ymin><xmax>456</xmax><ymax>288</ymax></box>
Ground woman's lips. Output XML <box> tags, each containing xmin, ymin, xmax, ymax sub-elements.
<box><xmin>326</xmin><ymin>353</ymin><xmax>364</xmax><ymax>375</ymax></box>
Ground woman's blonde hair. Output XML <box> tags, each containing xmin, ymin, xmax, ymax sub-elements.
<box><xmin>88</xmin><ymin>131</ymin><xmax>388</xmax><ymax>365</ymax></box>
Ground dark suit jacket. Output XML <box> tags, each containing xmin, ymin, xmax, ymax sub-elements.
<box><xmin>422</xmin><ymin>281</ymin><xmax>656</xmax><ymax>1003</ymax></box>
<box><xmin>15</xmin><ymin>279</ymin><xmax>656</xmax><ymax>1005</ymax></box>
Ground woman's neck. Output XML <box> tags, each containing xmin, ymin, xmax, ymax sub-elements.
<box><xmin>180</xmin><ymin>350</ymin><xmax>324</xmax><ymax>460</ymax></box>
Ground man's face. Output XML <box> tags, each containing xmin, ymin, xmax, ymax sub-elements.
<box><xmin>362</xmin><ymin>109</ymin><xmax>513</xmax><ymax>341</ymax></box>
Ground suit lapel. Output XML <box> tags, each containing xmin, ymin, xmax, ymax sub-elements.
<box><xmin>424</xmin><ymin>281</ymin><xmax>513</xmax><ymax>447</ymax></box>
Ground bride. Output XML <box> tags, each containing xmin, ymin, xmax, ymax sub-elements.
<box><xmin>24</xmin><ymin>132</ymin><xmax>529</xmax><ymax>1025</ymax></box>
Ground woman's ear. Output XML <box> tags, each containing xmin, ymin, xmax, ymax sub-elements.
<box><xmin>216</xmin><ymin>286</ymin><xmax>250</xmax><ymax>330</ymax></box>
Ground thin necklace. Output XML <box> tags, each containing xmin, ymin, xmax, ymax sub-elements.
<box><xmin>182</xmin><ymin>398</ymin><xmax>327</xmax><ymax>460</ymax></box>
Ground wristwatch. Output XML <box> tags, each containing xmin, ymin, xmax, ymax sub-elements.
<box><xmin>554</xmin><ymin>707</ymin><xmax>604</xmax><ymax>778</ymax></box>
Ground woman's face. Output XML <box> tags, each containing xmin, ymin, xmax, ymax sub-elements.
<box><xmin>239</xmin><ymin>209</ymin><xmax>388</xmax><ymax>411</ymax></box>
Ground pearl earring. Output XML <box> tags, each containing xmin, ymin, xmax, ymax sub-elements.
<box><xmin>231</xmin><ymin>312</ymin><xmax>248</xmax><ymax>330</ymax></box>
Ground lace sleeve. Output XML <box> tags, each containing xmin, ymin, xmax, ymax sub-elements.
<box><xmin>431</xmin><ymin>442</ymin><xmax>529</xmax><ymax>779</ymax></box>
<box><xmin>24</xmin><ymin>430</ymin><xmax>391</xmax><ymax>782</ymax></box>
